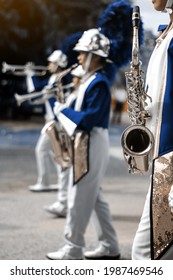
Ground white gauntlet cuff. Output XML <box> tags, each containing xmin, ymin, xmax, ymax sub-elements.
<box><xmin>53</xmin><ymin>101</ymin><xmax>66</xmax><ymax>116</ymax></box>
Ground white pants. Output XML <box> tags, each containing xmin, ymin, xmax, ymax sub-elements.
<box><xmin>132</xmin><ymin>184</ymin><xmax>173</xmax><ymax>260</ymax></box>
<box><xmin>57</xmin><ymin>167</ymin><xmax>70</xmax><ymax>206</ymax></box>
<box><xmin>132</xmin><ymin>186</ymin><xmax>151</xmax><ymax>259</ymax></box>
<box><xmin>35</xmin><ymin>132</ymin><xmax>59</xmax><ymax>186</ymax></box>
<box><xmin>64</xmin><ymin>128</ymin><xmax>120</xmax><ymax>257</ymax></box>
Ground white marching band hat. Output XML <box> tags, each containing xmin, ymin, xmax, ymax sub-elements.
<box><xmin>47</xmin><ymin>50</ymin><xmax>68</xmax><ymax>68</ymax></box>
<box><xmin>73</xmin><ymin>28</ymin><xmax>110</xmax><ymax>58</ymax></box>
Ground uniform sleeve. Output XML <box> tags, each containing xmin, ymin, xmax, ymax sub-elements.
<box><xmin>168</xmin><ymin>38</ymin><xmax>173</xmax><ymax>55</ymax></box>
<box><xmin>58</xmin><ymin>82</ymin><xmax>110</xmax><ymax>136</ymax></box>
<box><xmin>27</xmin><ymin>76</ymin><xmax>49</xmax><ymax>92</ymax></box>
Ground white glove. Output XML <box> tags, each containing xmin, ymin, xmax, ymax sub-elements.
<box><xmin>44</xmin><ymin>85</ymin><xmax>53</xmax><ymax>91</ymax></box>
<box><xmin>53</xmin><ymin>101</ymin><xmax>66</xmax><ymax>116</ymax></box>
<box><xmin>168</xmin><ymin>185</ymin><xmax>173</xmax><ymax>213</ymax></box>
<box><xmin>42</xmin><ymin>86</ymin><xmax>50</xmax><ymax>97</ymax></box>
<box><xmin>24</xmin><ymin>62</ymin><xmax>35</xmax><ymax>76</ymax></box>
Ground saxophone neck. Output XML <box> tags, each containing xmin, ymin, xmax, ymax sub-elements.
<box><xmin>56</xmin><ymin>63</ymin><xmax>78</xmax><ymax>103</ymax></box>
<box><xmin>57</xmin><ymin>63</ymin><xmax>78</xmax><ymax>82</ymax></box>
<box><xmin>132</xmin><ymin>6</ymin><xmax>140</xmax><ymax>67</ymax></box>
<box><xmin>132</xmin><ymin>36</ymin><xmax>139</xmax><ymax>67</ymax></box>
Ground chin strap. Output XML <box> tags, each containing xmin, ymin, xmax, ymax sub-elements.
<box><xmin>84</xmin><ymin>53</ymin><xmax>92</xmax><ymax>72</ymax></box>
<box><xmin>162</xmin><ymin>0</ymin><xmax>173</xmax><ymax>13</ymax></box>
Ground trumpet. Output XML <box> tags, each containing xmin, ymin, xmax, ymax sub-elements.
<box><xmin>14</xmin><ymin>82</ymin><xmax>75</xmax><ymax>107</ymax></box>
<box><xmin>2</xmin><ymin>62</ymin><xmax>48</xmax><ymax>76</ymax></box>
<box><xmin>14</xmin><ymin>89</ymin><xmax>56</xmax><ymax>106</ymax></box>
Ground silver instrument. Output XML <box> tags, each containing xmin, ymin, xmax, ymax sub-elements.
<box><xmin>2</xmin><ymin>62</ymin><xmax>48</xmax><ymax>76</ymax></box>
<box><xmin>14</xmin><ymin>84</ymin><xmax>74</xmax><ymax>106</ymax></box>
<box><xmin>42</xmin><ymin>120</ymin><xmax>73</xmax><ymax>169</ymax></box>
<box><xmin>55</xmin><ymin>63</ymin><xmax>78</xmax><ymax>102</ymax></box>
<box><xmin>121</xmin><ymin>6</ymin><xmax>154</xmax><ymax>174</ymax></box>
<box><xmin>14</xmin><ymin>65</ymin><xmax>76</xmax><ymax>106</ymax></box>
<box><xmin>14</xmin><ymin>90</ymin><xmax>55</xmax><ymax>106</ymax></box>
<box><xmin>42</xmin><ymin>63</ymin><xmax>78</xmax><ymax>169</ymax></box>
<box><xmin>14</xmin><ymin>86</ymin><xmax>74</xmax><ymax>106</ymax></box>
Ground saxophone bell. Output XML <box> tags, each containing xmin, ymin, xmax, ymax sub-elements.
<box><xmin>121</xmin><ymin>125</ymin><xmax>154</xmax><ymax>174</ymax></box>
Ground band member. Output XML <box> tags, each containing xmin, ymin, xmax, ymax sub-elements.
<box><xmin>46</xmin><ymin>0</ymin><xmax>134</xmax><ymax>261</ymax></box>
<box><xmin>132</xmin><ymin>0</ymin><xmax>173</xmax><ymax>260</ymax></box>
<box><xmin>46</xmin><ymin>28</ymin><xmax>121</xmax><ymax>260</ymax></box>
<box><xmin>27</xmin><ymin>50</ymin><xmax>69</xmax><ymax>199</ymax></box>
<box><xmin>44</xmin><ymin>65</ymin><xmax>86</xmax><ymax>216</ymax></box>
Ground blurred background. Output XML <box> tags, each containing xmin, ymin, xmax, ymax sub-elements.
<box><xmin>0</xmin><ymin>0</ymin><xmax>169</xmax><ymax>120</ymax></box>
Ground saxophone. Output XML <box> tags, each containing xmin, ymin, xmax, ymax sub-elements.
<box><xmin>121</xmin><ymin>6</ymin><xmax>154</xmax><ymax>174</ymax></box>
<box><xmin>42</xmin><ymin>64</ymin><xmax>77</xmax><ymax>169</ymax></box>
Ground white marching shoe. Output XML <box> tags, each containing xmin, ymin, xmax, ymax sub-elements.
<box><xmin>47</xmin><ymin>245</ymin><xmax>84</xmax><ymax>260</ymax></box>
<box><xmin>84</xmin><ymin>244</ymin><xmax>120</xmax><ymax>260</ymax></box>
<box><xmin>28</xmin><ymin>183</ymin><xmax>58</xmax><ymax>192</ymax></box>
<box><xmin>44</xmin><ymin>201</ymin><xmax>67</xmax><ymax>217</ymax></box>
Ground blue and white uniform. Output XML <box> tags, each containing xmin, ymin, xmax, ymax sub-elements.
<box><xmin>146</xmin><ymin>28</ymin><xmax>173</xmax><ymax>159</ymax></box>
<box><xmin>27</xmin><ymin>73</ymin><xmax>68</xmax><ymax>206</ymax></box>
<box><xmin>27</xmin><ymin>74</ymin><xmax>57</xmax><ymax>122</ymax></box>
<box><xmin>132</xmin><ymin>27</ymin><xmax>173</xmax><ymax>260</ymax></box>
<box><xmin>58</xmin><ymin>71</ymin><xmax>111</xmax><ymax>136</ymax></box>
<box><xmin>55</xmin><ymin>70</ymin><xmax>120</xmax><ymax>257</ymax></box>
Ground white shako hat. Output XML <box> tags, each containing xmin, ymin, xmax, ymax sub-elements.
<box><xmin>47</xmin><ymin>50</ymin><xmax>68</xmax><ymax>68</ymax></box>
<box><xmin>73</xmin><ymin>28</ymin><xmax>110</xmax><ymax>58</ymax></box>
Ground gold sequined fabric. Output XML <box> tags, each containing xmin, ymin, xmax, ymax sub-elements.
<box><xmin>151</xmin><ymin>151</ymin><xmax>173</xmax><ymax>259</ymax></box>
<box><xmin>73</xmin><ymin>131</ymin><xmax>89</xmax><ymax>184</ymax></box>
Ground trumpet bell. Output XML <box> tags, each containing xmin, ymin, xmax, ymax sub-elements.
<box><xmin>14</xmin><ymin>93</ymin><xmax>24</xmax><ymax>106</ymax></box>
<box><xmin>14</xmin><ymin>91</ymin><xmax>45</xmax><ymax>106</ymax></box>
<box><xmin>121</xmin><ymin>125</ymin><xmax>154</xmax><ymax>174</ymax></box>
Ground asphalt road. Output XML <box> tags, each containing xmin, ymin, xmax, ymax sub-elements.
<box><xmin>0</xmin><ymin>116</ymin><xmax>149</xmax><ymax>260</ymax></box>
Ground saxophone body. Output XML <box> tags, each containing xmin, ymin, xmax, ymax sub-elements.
<box><xmin>42</xmin><ymin>64</ymin><xmax>77</xmax><ymax>169</ymax></box>
<box><xmin>121</xmin><ymin>6</ymin><xmax>154</xmax><ymax>174</ymax></box>
<box><xmin>42</xmin><ymin>120</ymin><xmax>73</xmax><ymax>169</ymax></box>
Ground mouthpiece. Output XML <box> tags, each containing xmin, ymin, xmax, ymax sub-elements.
<box><xmin>132</xmin><ymin>6</ymin><xmax>140</xmax><ymax>28</ymax></box>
